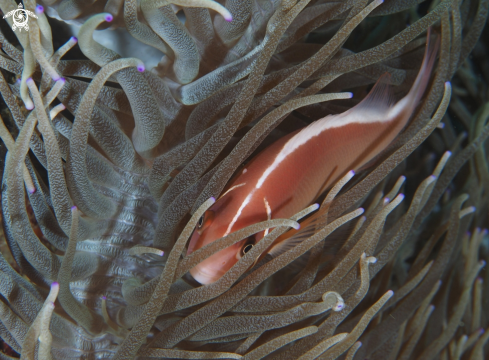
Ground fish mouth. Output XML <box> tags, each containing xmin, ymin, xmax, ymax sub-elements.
<box><xmin>190</xmin><ymin>266</ymin><xmax>224</xmax><ymax>285</ymax></box>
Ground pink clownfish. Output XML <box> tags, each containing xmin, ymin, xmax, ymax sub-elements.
<box><xmin>187</xmin><ymin>34</ymin><xmax>439</xmax><ymax>285</ymax></box>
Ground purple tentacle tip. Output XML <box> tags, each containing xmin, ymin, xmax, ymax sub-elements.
<box><xmin>105</xmin><ymin>14</ymin><xmax>113</xmax><ymax>22</ymax></box>
<box><xmin>398</xmin><ymin>193</ymin><xmax>405</xmax><ymax>201</ymax></box>
<box><xmin>16</xmin><ymin>78</ymin><xmax>21</xmax><ymax>84</ymax></box>
<box><xmin>26</xmin><ymin>77</ymin><xmax>33</xmax><ymax>84</ymax></box>
<box><xmin>137</xmin><ymin>64</ymin><xmax>145</xmax><ymax>73</ymax></box>
<box><xmin>210</xmin><ymin>197</ymin><xmax>216</xmax><ymax>202</ymax></box>
<box><xmin>102</xmin><ymin>296</ymin><xmax>107</xmax><ymax>300</ymax></box>
<box><xmin>347</xmin><ymin>92</ymin><xmax>354</xmax><ymax>98</ymax></box>
<box><xmin>480</xmin><ymin>328</ymin><xmax>485</xmax><ymax>334</ymax></box>
<box><xmin>51</xmin><ymin>282</ymin><xmax>59</xmax><ymax>287</ymax></box>
<box><xmin>35</xmin><ymin>5</ymin><xmax>44</xmax><ymax>14</ymax></box>
<box><xmin>358</xmin><ymin>208</ymin><xmax>365</xmax><ymax>214</ymax></box>
<box><xmin>28</xmin><ymin>188</ymin><xmax>36</xmax><ymax>194</ymax></box>
<box><xmin>25</xmin><ymin>103</ymin><xmax>34</xmax><ymax>110</ymax></box>
<box><xmin>70</xmin><ymin>36</ymin><xmax>78</xmax><ymax>43</ymax></box>
<box><xmin>225</xmin><ymin>14</ymin><xmax>233</xmax><ymax>22</ymax></box>
<box><xmin>58</xmin><ymin>78</ymin><xmax>66</xmax><ymax>84</ymax></box>
<box><xmin>71</xmin><ymin>205</ymin><xmax>77</xmax><ymax>211</ymax></box>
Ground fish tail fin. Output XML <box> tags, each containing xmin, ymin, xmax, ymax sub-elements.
<box><xmin>335</xmin><ymin>29</ymin><xmax>438</xmax><ymax>128</ymax></box>
<box><xmin>385</xmin><ymin>28</ymin><xmax>439</xmax><ymax>125</ymax></box>
<box><xmin>350</xmin><ymin>28</ymin><xmax>438</xmax><ymax>122</ymax></box>
<box><xmin>406</xmin><ymin>27</ymin><xmax>440</xmax><ymax>109</ymax></box>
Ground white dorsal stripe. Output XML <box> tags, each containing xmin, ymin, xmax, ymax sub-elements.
<box><xmin>224</xmin><ymin>193</ymin><xmax>253</xmax><ymax>236</ymax></box>
<box><xmin>219</xmin><ymin>183</ymin><xmax>246</xmax><ymax>200</ymax></box>
<box><xmin>255</xmin><ymin>107</ymin><xmax>392</xmax><ymax>189</ymax></box>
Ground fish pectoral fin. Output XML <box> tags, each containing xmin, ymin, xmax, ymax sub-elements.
<box><xmin>267</xmin><ymin>230</ymin><xmax>313</xmax><ymax>258</ymax></box>
<box><xmin>267</xmin><ymin>219</ymin><xmax>320</xmax><ymax>258</ymax></box>
<box><xmin>267</xmin><ymin>207</ymin><xmax>359</xmax><ymax>259</ymax></box>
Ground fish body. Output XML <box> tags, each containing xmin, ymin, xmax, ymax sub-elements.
<box><xmin>187</xmin><ymin>35</ymin><xmax>438</xmax><ymax>285</ymax></box>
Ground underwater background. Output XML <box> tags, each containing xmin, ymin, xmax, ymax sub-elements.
<box><xmin>0</xmin><ymin>0</ymin><xmax>487</xmax><ymax>359</ymax></box>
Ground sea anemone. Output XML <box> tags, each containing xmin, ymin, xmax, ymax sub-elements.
<box><xmin>0</xmin><ymin>0</ymin><xmax>487</xmax><ymax>359</ymax></box>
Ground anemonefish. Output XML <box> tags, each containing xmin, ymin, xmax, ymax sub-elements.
<box><xmin>187</xmin><ymin>34</ymin><xmax>439</xmax><ymax>285</ymax></box>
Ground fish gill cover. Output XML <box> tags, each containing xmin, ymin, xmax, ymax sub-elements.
<box><xmin>0</xmin><ymin>0</ymin><xmax>487</xmax><ymax>359</ymax></box>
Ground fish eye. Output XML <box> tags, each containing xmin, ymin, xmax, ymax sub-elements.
<box><xmin>196</xmin><ymin>210</ymin><xmax>214</xmax><ymax>231</ymax></box>
<box><xmin>241</xmin><ymin>241</ymin><xmax>254</xmax><ymax>256</ymax></box>
<box><xmin>197</xmin><ymin>214</ymin><xmax>205</xmax><ymax>229</ymax></box>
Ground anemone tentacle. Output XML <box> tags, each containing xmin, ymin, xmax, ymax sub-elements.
<box><xmin>0</xmin><ymin>0</ymin><xmax>487</xmax><ymax>359</ymax></box>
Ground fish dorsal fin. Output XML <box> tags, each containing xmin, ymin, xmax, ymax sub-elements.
<box><xmin>344</xmin><ymin>72</ymin><xmax>394</xmax><ymax>119</ymax></box>
<box><xmin>266</xmin><ymin>73</ymin><xmax>395</xmax><ymax>172</ymax></box>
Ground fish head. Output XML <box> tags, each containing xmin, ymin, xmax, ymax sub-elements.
<box><xmin>187</xmin><ymin>192</ymin><xmax>267</xmax><ymax>285</ymax></box>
